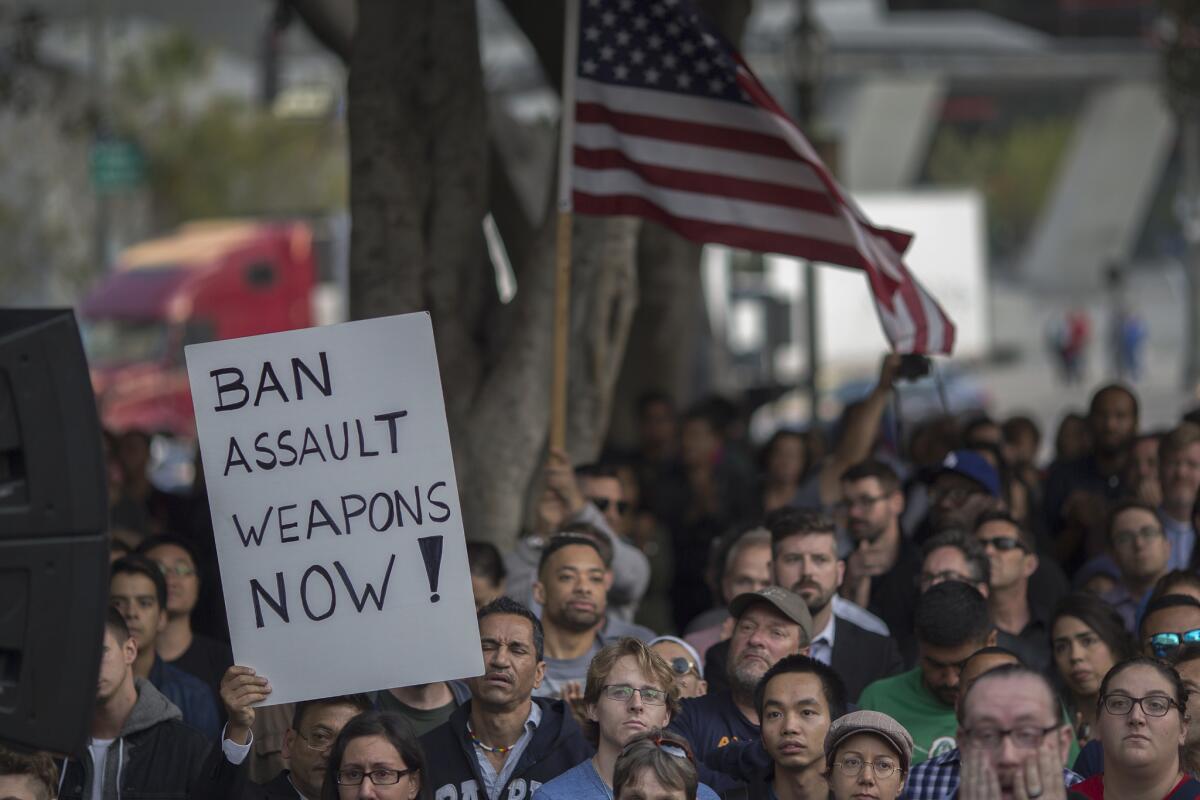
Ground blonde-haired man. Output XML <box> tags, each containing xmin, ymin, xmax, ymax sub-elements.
<box><xmin>533</xmin><ymin>638</ymin><xmax>720</xmax><ymax>800</ymax></box>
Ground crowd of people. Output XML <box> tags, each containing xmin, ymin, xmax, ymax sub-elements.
<box><xmin>12</xmin><ymin>358</ymin><xmax>1200</xmax><ymax>800</ymax></box>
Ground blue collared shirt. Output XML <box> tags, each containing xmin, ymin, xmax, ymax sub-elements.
<box><xmin>472</xmin><ymin>702</ymin><xmax>543</xmax><ymax>800</ymax></box>
<box><xmin>901</xmin><ymin>747</ymin><xmax>1083</xmax><ymax>800</ymax></box>
<box><xmin>1160</xmin><ymin>508</ymin><xmax>1196</xmax><ymax>571</ymax></box>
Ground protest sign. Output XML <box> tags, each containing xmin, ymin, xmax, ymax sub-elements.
<box><xmin>186</xmin><ymin>312</ymin><xmax>484</xmax><ymax>706</ymax></box>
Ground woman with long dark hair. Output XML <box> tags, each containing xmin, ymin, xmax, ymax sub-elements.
<box><xmin>322</xmin><ymin>710</ymin><xmax>428</xmax><ymax>800</ymax></box>
<box><xmin>1051</xmin><ymin>593</ymin><xmax>1137</xmax><ymax>746</ymax></box>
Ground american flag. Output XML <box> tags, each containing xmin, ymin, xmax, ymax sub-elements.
<box><xmin>569</xmin><ymin>0</ymin><xmax>956</xmax><ymax>354</ymax></box>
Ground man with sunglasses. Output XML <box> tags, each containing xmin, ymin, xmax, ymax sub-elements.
<box><xmin>533</xmin><ymin>638</ymin><xmax>722</xmax><ymax>800</ymax></box>
<box><xmin>1140</xmin><ymin>594</ymin><xmax>1200</xmax><ymax>660</ymax></box>
<box><xmin>650</xmin><ymin>637</ymin><xmax>708</xmax><ymax>698</ymax></box>
<box><xmin>973</xmin><ymin>512</ymin><xmax>1051</xmax><ymax>674</ymax></box>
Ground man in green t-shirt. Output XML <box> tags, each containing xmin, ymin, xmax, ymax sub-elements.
<box><xmin>858</xmin><ymin>581</ymin><xmax>995</xmax><ymax>764</ymax></box>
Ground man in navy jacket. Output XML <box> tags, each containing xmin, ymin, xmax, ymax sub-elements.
<box><xmin>421</xmin><ymin>598</ymin><xmax>592</xmax><ymax>800</ymax></box>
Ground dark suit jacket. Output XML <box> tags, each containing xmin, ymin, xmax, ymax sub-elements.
<box><xmin>829</xmin><ymin>616</ymin><xmax>905</xmax><ymax>703</ymax></box>
<box><xmin>232</xmin><ymin>768</ymin><xmax>302</xmax><ymax>799</ymax></box>
<box><xmin>702</xmin><ymin>617</ymin><xmax>904</xmax><ymax>703</ymax></box>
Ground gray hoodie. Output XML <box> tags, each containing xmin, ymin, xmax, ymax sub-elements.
<box><xmin>60</xmin><ymin>678</ymin><xmax>212</xmax><ymax>800</ymax></box>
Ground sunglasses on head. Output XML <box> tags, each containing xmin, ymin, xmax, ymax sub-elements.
<box><xmin>621</xmin><ymin>734</ymin><xmax>696</xmax><ymax>764</ymax></box>
<box><xmin>591</xmin><ymin>497</ymin><xmax>631</xmax><ymax>515</ymax></box>
<box><xmin>1148</xmin><ymin>628</ymin><xmax>1200</xmax><ymax>659</ymax></box>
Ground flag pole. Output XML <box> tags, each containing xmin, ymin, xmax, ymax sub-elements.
<box><xmin>551</xmin><ymin>0</ymin><xmax>581</xmax><ymax>452</ymax></box>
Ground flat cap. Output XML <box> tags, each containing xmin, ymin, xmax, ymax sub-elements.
<box><xmin>727</xmin><ymin>586</ymin><xmax>813</xmax><ymax>642</ymax></box>
<box><xmin>824</xmin><ymin>710</ymin><xmax>914</xmax><ymax>775</ymax></box>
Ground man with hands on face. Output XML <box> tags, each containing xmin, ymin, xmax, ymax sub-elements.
<box><xmin>954</xmin><ymin>665</ymin><xmax>1080</xmax><ymax>800</ymax></box>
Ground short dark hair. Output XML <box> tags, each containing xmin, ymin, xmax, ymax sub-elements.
<box><xmin>637</xmin><ymin>390</ymin><xmax>674</xmax><ymax>416</ymax></box>
<box><xmin>137</xmin><ymin>534</ymin><xmax>201</xmax><ymax>573</ymax></box>
<box><xmin>1150</xmin><ymin>571</ymin><xmax>1200</xmax><ymax>605</ymax></box>
<box><xmin>466</xmin><ymin>541</ymin><xmax>507</xmax><ymax>586</ymax></box>
<box><xmin>764</xmin><ymin>506</ymin><xmax>835</xmax><ymax>552</ymax></box>
<box><xmin>1002</xmin><ymin>415</ymin><xmax>1040</xmax><ymax>447</ymax></box>
<box><xmin>921</xmin><ymin>530</ymin><xmax>991</xmax><ymax>586</ymax></box>
<box><xmin>292</xmin><ymin>694</ymin><xmax>374</xmax><ymax>733</ymax></box>
<box><xmin>959</xmin><ymin>663</ymin><xmax>1060</xmax><ymax>725</ymax></box>
<box><xmin>754</xmin><ymin>654</ymin><xmax>848</xmax><ymax>722</ymax></box>
<box><xmin>537</xmin><ymin>533</ymin><xmax>609</xmax><ymax>575</ymax></box>
<box><xmin>1106</xmin><ymin>499</ymin><xmax>1160</xmax><ymax>544</ymax></box>
<box><xmin>576</xmin><ymin>462</ymin><xmax>621</xmax><ymax>481</ymax></box>
<box><xmin>321</xmin><ymin>710</ymin><xmax>429</xmax><ymax>800</ymax></box>
<box><xmin>839</xmin><ymin>459</ymin><xmax>900</xmax><ymax>493</ymax></box>
<box><xmin>963</xmin><ymin>416</ymin><xmax>1001</xmax><ymax>444</ymax></box>
<box><xmin>105</xmin><ymin>606</ymin><xmax>131</xmax><ymax>643</ymax></box>
<box><xmin>0</xmin><ymin>746</ymin><xmax>58</xmax><ymax>800</ymax></box>
<box><xmin>915</xmin><ymin>581</ymin><xmax>992</xmax><ymax>648</ymax></box>
<box><xmin>973</xmin><ymin>510</ymin><xmax>1034</xmax><ymax>552</ymax></box>
<box><xmin>1051</xmin><ymin>593</ymin><xmax>1138</xmax><ymax>663</ymax></box>
<box><xmin>111</xmin><ymin>554</ymin><xmax>167</xmax><ymax>609</ymax></box>
<box><xmin>1139</xmin><ymin>594</ymin><xmax>1200</xmax><ymax>642</ymax></box>
<box><xmin>1097</xmin><ymin>656</ymin><xmax>1187</xmax><ymax>718</ymax></box>
<box><xmin>478</xmin><ymin>596</ymin><xmax>545</xmax><ymax>662</ymax></box>
<box><xmin>1089</xmin><ymin>383</ymin><xmax>1139</xmax><ymax>421</ymax></box>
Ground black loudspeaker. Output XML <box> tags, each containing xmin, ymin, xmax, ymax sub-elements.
<box><xmin>0</xmin><ymin>309</ymin><xmax>108</xmax><ymax>756</ymax></box>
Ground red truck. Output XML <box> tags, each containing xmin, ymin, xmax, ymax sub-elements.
<box><xmin>81</xmin><ymin>220</ymin><xmax>325</xmax><ymax>438</ymax></box>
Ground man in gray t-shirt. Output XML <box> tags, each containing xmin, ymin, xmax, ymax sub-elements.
<box><xmin>533</xmin><ymin>534</ymin><xmax>653</xmax><ymax>699</ymax></box>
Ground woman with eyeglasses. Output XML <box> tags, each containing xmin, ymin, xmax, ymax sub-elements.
<box><xmin>612</xmin><ymin>730</ymin><xmax>699</xmax><ymax>800</ymax></box>
<box><xmin>322</xmin><ymin>710</ymin><xmax>427</xmax><ymax>800</ymax></box>
<box><xmin>1067</xmin><ymin>657</ymin><xmax>1200</xmax><ymax>799</ymax></box>
<box><xmin>824</xmin><ymin>710</ymin><xmax>912</xmax><ymax>800</ymax></box>
<box><xmin>1050</xmin><ymin>594</ymin><xmax>1137</xmax><ymax>746</ymax></box>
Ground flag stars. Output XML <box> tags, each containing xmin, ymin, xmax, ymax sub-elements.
<box><xmin>662</xmin><ymin>53</ymin><xmax>678</xmax><ymax>70</ymax></box>
<box><xmin>666</xmin><ymin>22</ymin><xmax>681</xmax><ymax>37</ymax></box>
<box><xmin>647</xmin><ymin>34</ymin><xmax>663</xmax><ymax>49</ymax></box>
<box><xmin>676</xmin><ymin>73</ymin><xmax>692</xmax><ymax>88</ymax></box>
<box><xmin>694</xmin><ymin>59</ymin><xmax>710</xmax><ymax>74</ymax></box>
<box><xmin>681</xmin><ymin>40</ymin><xmax>696</xmax><ymax>55</ymax></box>
<box><xmin>709</xmin><ymin>78</ymin><xmax>725</xmax><ymax>93</ymax></box>
<box><xmin>616</xmin><ymin>29</ymin><xmax>631</xmax><ymax>46</ymax></box>
<box><xmin>614</xmin><ymin>64</ymin><xmax>629</xmax><ymax>80</ymax></box>
<box><xmin>651</xmin><ymin>3</ymin><xmax>667</xmax><ymax>17</ymax></box>
<box><xmin>600</xmin><ymin>45</ymin><xmax>615</xmax><ymax>61</ymax></box>
<box><xmin>633</xmin><ymin>14</ymin><xmax>648</xmax><ymax>30</ymax></box>
<box><xmin>645</xmin><ymin>68</ymin><xmax>661</xmax><ymax>84</ymax></box>
<box><xmin>630</xmin><ymin>48</ymin><xmax>645</xmax><ymax>64</ymax></box>
<box><xmin>582</xmin><ymin>59</ymin><xmax>598</xmax><ymax>75</ymax></box>
<box><xmin>601</xmin><ymin>11</ymin><xmax>617</xmax><ymax>26</ymax></box>
<box><xmin>619</xmin><ymin>0</ymin><xmax>634</xmax><ymax>9</ymax></box>
<box><xmin>585</xmin><ymin>26</ymin><xmax>601</xmax><ymax>42</ymax></box>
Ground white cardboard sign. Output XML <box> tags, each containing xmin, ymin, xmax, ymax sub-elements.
<box><xmin>185</xmin><ymin>312</ymin><xmax>484</xmax><ymax>706</ymax></box>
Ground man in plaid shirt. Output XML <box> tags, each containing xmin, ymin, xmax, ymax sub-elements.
<box><xmin>903</xmin><ymin>658</ymin><xmax>1082</xmax><ymax>799</ymax></box>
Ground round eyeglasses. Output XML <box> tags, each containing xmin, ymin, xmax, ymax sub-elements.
<box><xmin>832</xmin><ymin>756</ymin><xmax>901</xmax><ymax>779</ymax></box>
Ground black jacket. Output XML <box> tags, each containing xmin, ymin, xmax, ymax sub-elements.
<box><xmin>59</xmin><ymin>679</ymin><xmax>236</xmax><ymax>800</ymax></box>
<box><xmin>420</xmin><ymin>697</ymin><xmax>593</xmax><ymax>800</ymax></box>
<box><xmin>829</xmin><ymin>616</ymin><xmax>905</xmax><ymax>702</ymax></box>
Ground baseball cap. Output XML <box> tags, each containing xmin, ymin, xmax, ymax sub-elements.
<box><xmin>728</xmin><ymin>586</ymin><xmax>814</xmax><ymax>642</ymax></box>
<box><xmin>825</xmin><ymin>710</ymin><xmax>915</xmax><ymax>775</ymax></box>
<box><xmin>933</xmin><ymin>450</ymin><xmax>1001</xmax><ymax>498</ymax></box>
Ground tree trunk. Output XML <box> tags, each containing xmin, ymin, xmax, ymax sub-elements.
<box><xmin>347</xmin><ymin>0</ymin><xmax>639</xmax><ymax>550</ymax></box>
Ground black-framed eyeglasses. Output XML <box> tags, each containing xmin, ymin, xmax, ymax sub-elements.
<box><xmin>667</xmin><ymin>656</ymin><xmax>699</xmax><ymax>678</ymax></box>
<box><xmin>591</xmin><ymin>497</ymin><xmax>631</xmax><ymax>515</ymax></box>
<box><xmin>962</xmin><ymin>725</ymin><xmax>1060</xmax><ymax>750</ymax></box>
<box><xmin>977</xmin><ymin>536</ymin><xmax>1027</xmax><ymax>554</ymax></box>
<box><xmin>335</xmin><ymin>767</ymin><xmax>417</xmax><ymax>786</ymax></box>
<box><xmin>295</xmin><ymin>728</ymin><xmax>336</xmax><ymax>752</ymax></box>
<box><xmin>602</xmin><ymin>684</ymin><xmax>668</xmax><ymax>706</ymax></box>
<box><xmin>1100</xmin><ymin>694</ymin><xmax>1180</xmax><ymax>717</ymax></box>
<box><xmin>834</xmin><ymin>495</ymin><xmax>885</xmax><ymax>513</ymax></box>
<box><xmin>156</xmin><ymin>561</ymin><xmax>196</xmax><ymax>578</ymax></box>
<box><xmin>832</xmin><ymin>756</ymin><xmax>901</xmax><ymax>779</ymax></box>
<box><xmin>1148</xmin><ymin>628</ymin><xmax>1200</xmax><ymax>659</ymax></box>
<box><xmin>1111</xmin><ymin>526</ymin><xmax>1164</xmax><ymax>548</ymax></box>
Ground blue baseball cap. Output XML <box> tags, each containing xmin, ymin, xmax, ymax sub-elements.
<box><xmin>933</xmin><ymin>450</ymin><xmax>1001</xmax><ymax>498</ymax></box>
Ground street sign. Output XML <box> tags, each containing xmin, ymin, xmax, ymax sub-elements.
<box><xmin>90</xmin><ymin>138</ymin><xmax>145</xmax><ymax>192</ymax></box>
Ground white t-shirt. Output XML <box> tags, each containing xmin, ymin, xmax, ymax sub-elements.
<box><xmin>88</xmin><ymin>738</ymin><xmax>115</xmax><ymax>799</ymax></box>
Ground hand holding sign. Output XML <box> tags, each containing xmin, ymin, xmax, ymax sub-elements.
<box><xmin>186</xmin><ymin>313</ymin><xmax>484</xmax><ymax>706</ymax></box>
